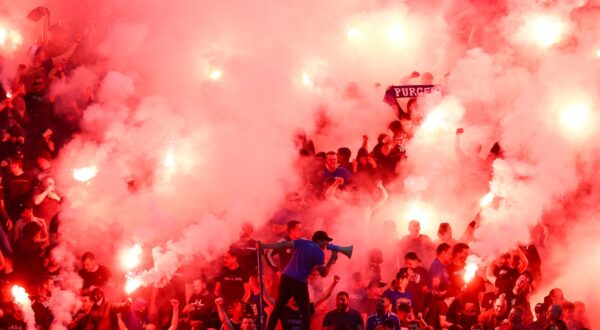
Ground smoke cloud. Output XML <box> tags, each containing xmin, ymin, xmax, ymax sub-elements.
<box><xmin>1</xmin><ymin>0</ymin><xmax>600</xmax><ymax>327</ymax></box>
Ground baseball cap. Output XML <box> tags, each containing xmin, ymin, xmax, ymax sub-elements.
<box><xmin>367</xmin><ymin>279</ymin><xmax>386</xmax><ymax>289</ymax></box>
<box><xmin>405</xmin><ymin>252</ymin><xmax>420</xmax><ymax>261</ymax></box>
<box><xmin>312</xmin><ymin>230</ymin><xmax>333</xmax><ymax>242</ymax></box>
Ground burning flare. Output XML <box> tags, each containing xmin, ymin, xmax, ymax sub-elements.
<box><xmin>11</xmin><ymin>285</ymin><xmax>35</xmax><ymax>330</ymax></box>
<box><xmin>73</xmin><ymin>166</ymin><xmax>98</xmax><ymax>182</ymax></box>
<box><xmin>11</xmin><ymin>285</ymin><xmax>29</xmax><ymax>305</ymax></box>
<box><xmin>125</xmin><ymin>277</ymin><xmax>142</xmax><ymax>294</ymax></box>
<box><xmin>0</xmin><ymin>26</ymin><xmax>23</xmax><ymax>52</ymax></box>
<box><xmin>560</xmin><ymin>103</ymin><xmax>589</xmax><ymax>132</ymax></box>
<box><xmin>463</xmin><ymin>256</ymin><xmax>480</xmax><ymax>284</ymax></box>
<box><xmin>209</xmin><ymin>69</ymin><xmax>223</xmax><ymax>81</ymax></box>
<box><xmin>5</xmin><ymin>90</ymin><xmax>12</xmax><ymax>99</ymax></box>
<box><xmin>529</xmin><ymin>15</ymin><xmax>564</xmax><ymax>48</ymax></box>
<box><xmin>404</xmin><ymin>200</ymin><xmax>438</xmax><ymax>235</ymax></box>
<box><xmin>120</xmin><ymin>244</ymin><xmax>143</xmax><ymax>271</ymax></box>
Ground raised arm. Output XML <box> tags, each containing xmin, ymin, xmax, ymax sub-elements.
<box><xmin>33</xmin><ymin>186</ymin><xmax>51</xmax><ymax>205</ymax></box>
<box><xmin>116</xmin><ymin>313</ymin><xmax>128</xmax><ymax>330</ymax></box>
<box><xmin>361</xmin><ymin>135</ymin><xmax>369</xmax><ymax>150</ymax></box>
<box><xmin>259</xmin><ymin>240</ymin><xmax>295</xmax><ymax>250</ymax></box>
<box><xmin>439</xmin><ymin>313</ymin><xmax>454</xmax><ymax>328</ymax></box>
<box><xmin>486</xmin><ymin>261</ymin><xmax>498</xmax><ymax>285</ymax></box>
<box><xmin>313</xmin><ymin>275</ymin><xmax>340</xmax><ymax>308</ymax></box>
<box><xmin>371</xmin><ymin>181</ymin><xmax>389</xmax><ymax>211</ymax></box>
<box><xmin>265</xmin><ymin>247</ymin><xmax>280</xmax><ymax>272</ymax></box>
<box><xmin>242</xmin><ymin>281</ymin><xmax>251</xmax><ymax>303</ymax></box>
<box><xmin>11</xmin><ymin>66</ymin><xmax>26</xmax><ymax>89</ymax></box>
<box><xmin>454</xmin><ymin>128</ymin><xmax>468</xmax><ymax>164</ymax></box>
<box><xmin>400</xmin><ymin>71</ymin><xmax>420</xmax><ymax>84</ymax></box>
<box><xmin>515</xmin><ymin>247</ymin><xmax>529</xmax><ymax>274</ymax></box>
<box><xmin>314</xmin><ymin>251</ymin><xmax>337</xmax><ymax>277</ymax></box>
<box><xmin>41</xmin><ymin>8</ymin><xmax>51</xmax><ymax>47</ymax></box>
<box><xmin>52</xmin><ymin>41</ymin><xmax>79</xmax><ymax>64</ymax></box>
<box><xmin>324</xmin><ymin>177</ymin><xmax>343</xmax><ymax>200</ymax></box>
<box><xmin>216</xmin><ymin>298</ymin><xmax>234</xmax><ymax>330</ymax></box>
<box><xmin>460</xmin><ymin>212</ymin><xmax>480</xmax><ymax>243</ymax></box>
<box><xmin>167</xmin><ymin>299</ymin><xmax>180</xmax><ymax>330</ymax></box>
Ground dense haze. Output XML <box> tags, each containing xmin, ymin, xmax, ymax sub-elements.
<box><xmin>2</xmin><ymin>0</ymin><xmax>600</xmax><ymax>328</ymax></box>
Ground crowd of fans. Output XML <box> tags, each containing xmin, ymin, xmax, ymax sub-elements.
<box><xmin>0</xmin><ymin>6</ymin><xmax>592</xmax><ymax>330</ymax></box>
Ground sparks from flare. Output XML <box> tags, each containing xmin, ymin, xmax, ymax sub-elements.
<box><xmin>121</xmin><ymin>244</ymin><xmax>143</xmax><ymax>271</ymax></box>
<box><xmin>480</xmin><ymin>192</ymin><xmax>494</xmax><ymax>207</ymax></box>
<box><xmin>73</xmin><ymin>166</ymin><xmax>98</xmax><ymax>182</ymax></box>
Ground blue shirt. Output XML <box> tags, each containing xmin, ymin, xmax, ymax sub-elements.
<box><xmin>282</xmin><ymin>239</ymin><xmax>325</xmax><ymax>282</ymax></box>
<box><xmin>382</xmin><ymin>289</ymin><xmax>413</xmax><ymax>311</ymax></box>
<box><xmin>366</xmin><ymin>312</ymin><xmax>401</xmax><ymax>330</ymax></box>
<box><xmin>323</xmin><ymin>166</ymin><xmax>353</xmax><ymax>185</ymax></box>
<box><xmin>429</xmin><ymin>258</ymin><xmax>450</xmax><ymax>287</ymax></box>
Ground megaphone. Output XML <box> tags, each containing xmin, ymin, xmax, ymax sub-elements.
<box><xmin>327</xmin><ymin>244</ymin><xmax>353</xmax><ymax>259</ymax></box>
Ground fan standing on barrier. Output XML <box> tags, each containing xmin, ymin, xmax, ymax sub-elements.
<box><xmin>258</xmin><ymin>230</ymin><xmax>338</xmax><ymax>330</ymax></box>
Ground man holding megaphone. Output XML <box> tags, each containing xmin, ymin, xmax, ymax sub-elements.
<box><xmin>258</xmin><ymin>230</ymin><xmax>346</xmax><ymax>330</ymax></box>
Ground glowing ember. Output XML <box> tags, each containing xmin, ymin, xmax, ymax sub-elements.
<box><xmin>125</xmin><ymin>277</ymin><xmax>142</xmax><ymax>294</ymax></box>
<box><xmin>209</xmin><ymin>69</ymin><xmax>223</xmax><ymax>81</ymax></box>
<box><xmin>73</xmin><ymin>166</ymin><xmax>98</xmax><ymax>182</ymax></box>
<box><xmin>560</xmin><ymin>103</ymin><xmax>589</xmax><ymax>132</ymax></box>
<box><xmin>463</xmin><ymin>256</ymin><xmax>480</xmax><ymax>283</ymax></box>
<box><xmin>530</xmin><ymin>16</ymin><xmax>563</xmax><ymax>48</ymax></box>
<box><xmin>480</xmin><ymin>192</ymin><xmax>494</xmax><ymax>207</ymax></box>
<box><xmin>121</xmin><ymin>244</ymin><xmax>143</xmax><ymax>270</ymax></box>
<box><xmin>11</xmin><ymin>285</ymin><xmax>29</xmax><ymax>304</ymax></box>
